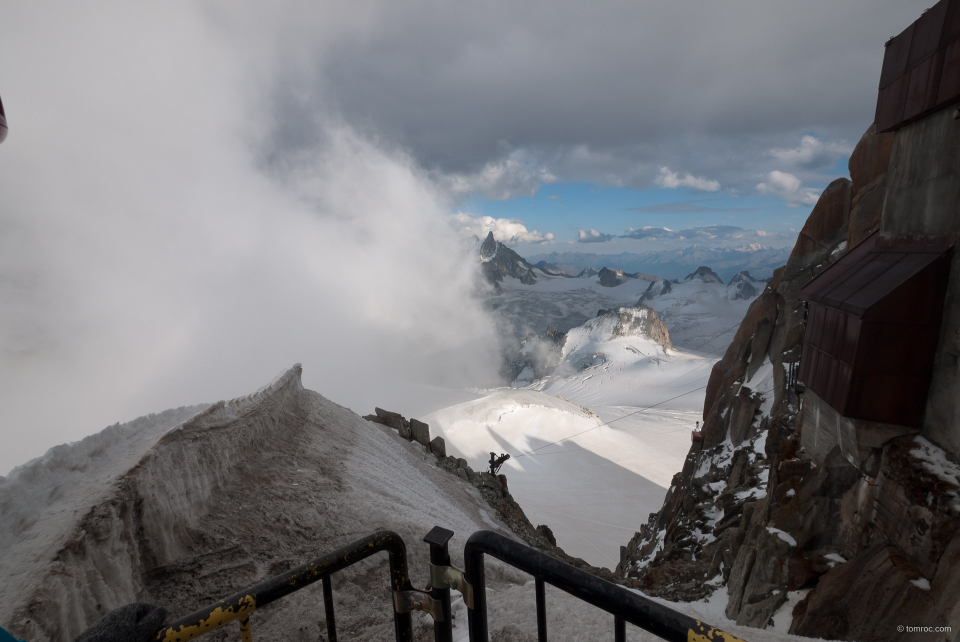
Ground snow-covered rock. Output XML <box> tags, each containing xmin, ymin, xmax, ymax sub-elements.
<box><xmin>726</xmin><ymin>270</ymin><xmax>765</xmax><ymax>301</ymax></box>
<box><xmin>0</xmin><ymin>366</ymin><xmax>529</xmax><ymax>641</ymax></box>
<box><xmin>682</xmin><ymin>265</ymin><xmax>724</xmax><ymax>284</ymax></box>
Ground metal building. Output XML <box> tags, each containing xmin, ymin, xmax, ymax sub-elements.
<box><xmin>798</xmin><ymin>231</ymin><xmax>952</xmax><ymax>428</ymax></box>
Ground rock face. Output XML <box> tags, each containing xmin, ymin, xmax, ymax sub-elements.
<box><xmin>612</xmin><ymin>306</ymin><xmax>673</xmax><ymax>350</ymax></box>
<box><xmin>617</xmin><ymin>120</ymin><xmax>960</xmax><ymax>640</ymax></box>
<box><xmin>636</xmin><ymin>279</ymin><xmax>673</xmax><ymax>304</ymax></box>
<box><xmin>788</xmin><ymin>177</ymin><xmax>851</xmax><ymax>268</ymax></box>
<box><xmin>726</xmin><ymin>271</ymin><xmax>764</xmax><ymax>301</ymax></box>
<box><xmin>598</xmin><ymin>267</ymin><xmax>659</xmax><ymax>287</ymax></box>
<box><xmin>847</xmin><ymin>124</ymin><xmax>894</xmax><ymax>249</ymax></box>
<box><xmin>598</xmin><ymin>267</ymin><xmax>623</xmax><ymax>287</ymax></box>
<box><xmin>683</xmin><ymin>266</ymin><xmax>724</xmax><ymax>284</ymax></box>
<box><xmin>478</xmin><ymin>231</ymin><xmax>538</xmax><ymax>286</ymax></box>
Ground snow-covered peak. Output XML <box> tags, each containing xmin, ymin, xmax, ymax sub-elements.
<box><xmin>555</xmin><ymin>306</ymin><xmax>671</xmax><ymax>375</ymax></box>
<box><xmin>682</xmin><ymin>266</ymin><xmax>724</xmax><ymax>284</ymax></box>
<box><xmin>726</xmin><ymin>270</ymin><xmax>765</xmax><ymax>301</ymax></box>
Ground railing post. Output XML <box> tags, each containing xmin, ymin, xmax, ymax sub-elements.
<box><xmin>535</xmin><ymin>578</ymin><xmax>547</xmax><ymax>642</ymax></box>
<box><xmin>424</xmin><ymin>527</ymin><xmax>454</xmax><ymax>642</ymax></box>
<box><xmin>322</xmin><ymin>575</ymin><xmax>337</xmax><ymax>642</ymax></box>
<box><xmin>464</xmin><ymin>539</ymin><xmax>488</xmax><ymax>642</ymax></box>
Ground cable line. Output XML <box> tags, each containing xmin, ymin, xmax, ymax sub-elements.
<box><xmin>515</xmin><ymin>383</ymin><xmax>779</xmax><ymax>459</ymax></box>
<box><xmin>514</xmin><ymin>384</ymin><xmax>709</xmax><ymax>458</ymax></box>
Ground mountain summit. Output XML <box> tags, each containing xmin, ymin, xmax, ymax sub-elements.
<box><xmin>682</xmin><ymin>265</ymin><xmax>724</xmax><ymax>284</ymax></box>
<box><xmin>478</xmin><ymin>231</ymin><xmax>537</xmax><ymax>286</ymax></box>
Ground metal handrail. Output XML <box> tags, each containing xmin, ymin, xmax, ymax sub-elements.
<box><xmin>154</xmin><ymin>527</ymin><xmax>748</xmax><ymax>642</ymax></box>
<box><xmin>154</xmin><ymin>530</ymin><xmax>415</xmax><ymax>642</ymax></box>
<box><xmin>463</xmin><ymin>529</ymin><xmax>746</xmax><ymax>642</ymax></box>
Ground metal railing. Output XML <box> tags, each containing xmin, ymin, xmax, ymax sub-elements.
<box><xmin>155</xmin><ymin>527</ymin><xmax>746</xmax><ymax>642</ymax></box>
<box><xmin>154</xmin><ymin>530</ymin><xmax>420</xmax><ymax>642</ymax></box>
<box><xmin>464</xmin><ymin>530</ymin><xmax>744</xmax><ymax>642</ymax></box>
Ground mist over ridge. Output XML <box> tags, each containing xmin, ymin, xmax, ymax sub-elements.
<box><xmin>0</xmin><ymin>4</ymin><xmax>502</xmax><ymax>475</ymax></box>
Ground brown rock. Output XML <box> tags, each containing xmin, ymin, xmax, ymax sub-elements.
<box><xmin>848</xmin><ymin>123</ymin><xmax>894</xmax><ymax>198</ymax></box>
<box><xmin>790</xmin><ymin>543</ymin><xmax>947</xmax><ymax>640</ymax></box>
<box><xmin>847</xmin><ymin>175</ymin><xmax>886</xmax><ymax>249</ymax></box>
<box><xmin>930</xmin><ymin>532</ymin><xmax>960</xmax><ymax>632</ymax></box>
<box><xmin>789</xmin><ymin>178</ymin><xmax>852</xmax><ymax>262</ymax></box>
<box><xmin>410</xmin><ymin>418</ymin><xmax>430</xmax><ymax>447</ymax></box>
<box><xmin>374</xmin><ymin>407</ymin><xmax>413</xmax><ymax>440</ymax></box>
<box><xmin>429</xmin><ymin>436</ymin><xmax>446</xmax><ymax>458</ymax></box>
<box><xmin>536</xmin><ymin>524</ymin><xmax>557</xmax><ymax>547</ymax></box>
<box><xmin>872</xmin><ymin>437</ymin><xmax>960</xmax><ymax>579</ymax></box>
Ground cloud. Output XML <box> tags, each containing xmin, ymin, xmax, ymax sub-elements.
<box><xmin>0</xmin><ymin>3</ymin><xmax>503</xmax><ymax>474</ymax></box>
<box><xmin>620</xmin><ymin>225</ymin><xmax>796</xmax><ymax>246</ymax></box>
<box><xmin>450</xmin><ymin>212</ymin><xmax>555</xmax><ymax>245</ymax></box>
<box><xmin>577</xmin><ymin>229</ymin><xmax>614</xmax><ymax>243</ymax></box>
<box><xmin>756</xmin><ymin>171</ymin><xmax>821</xmax><ymax>206</ymax></box>
<box><xmin>627</xmin><ymin>200</ymin><xmax>754</xmax><ymax>213</ymax></box>
<box><xmin>654</xmin><ymin>167</ymin><xmax>721</xmax><ymax>192</ymax></box>
<box><xmin>437</xmin><ymin>149</ymin><xmax>557</xmax><ymax>201</ymax></box>
<box><xmin>770</xmin><ymin>135</ymin><xmax>853</xmax><ymax>169</ymax></box>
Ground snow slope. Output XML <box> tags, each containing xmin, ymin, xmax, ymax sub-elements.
<box><xmin>431</xmin><ymin>275</ymin><xmax>761</xmax><ymax>568</ymax></box>
<box><xmin>0</xmin><ymin>366</ymin><xmax>520</xmax><ymax>641</ymax></box>
<box><xmin>1</xmin><ymin>365</ymin><xmax>818</xmax><ymax>642</ymax></box>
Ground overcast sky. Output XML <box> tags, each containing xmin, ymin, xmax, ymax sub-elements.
<box><xmin>0</xmin><ymin>1</ymin><xmax>930</xmax><ymax>473</ymax></box>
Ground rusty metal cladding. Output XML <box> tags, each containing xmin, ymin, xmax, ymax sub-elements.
<box><xmin>880</xmin><ymin>23</ymin><xmax>915</xmax><ymax>88</ymax></box>
<box><xmin>903</xmin><ymin>52</ymin><xmax>943</xmax><ymax>121</ymax></box>
<box><xmin>937</xmin><ymin>39</ymin><xmax>960</xmax><ymax>103</ymax></box>
<box><xmin>156</xmin><ymin>530</ymin><xmax>414</xmax><ymax>642</ymax></box>
<box><xmin>876</xmin><ymin>0</ymin><xmax>960</xmax><ymax>131</ymax></box>
<box><xmin>944</xmin><ymin>0</ymin><xmax>960</xmax><ymax>44</ymax></box>
<box><xmin>875</xmin><ymin>75</ymin><xmax>908</xmax><ymax>133</ymax></box>
<box><xmin>908</xmin><ymin>0</ymin><xmax>949</xmax><ymax>66</ymax></box>
<box><xmin>798</xmin><ymin>232</ymin><xmax>952</xmax><ymax>427</ymax></box>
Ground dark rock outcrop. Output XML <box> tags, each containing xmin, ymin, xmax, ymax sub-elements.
<box><xmin>478</xmin><ymin>232</ymin><xmax>538</xmax><ymax>286</ymax></box>
<box><xmin>726</xmin><ymin>271</ymin><xmax>764</xmax><ymax>300</ymax></box>
<box><xmin>598</xmin><ymin>267</ymin><xmax>623</xmax><ymax>287</ymax></box>
<box><xmin>636</xmin><ymin>279</ymin><xmax>673</xmax><ymax>304</ymax></box>
<box><xmin>683</xmin><ymin>266</ymin><xmax>724</xmax><ymax>284</ymax></box>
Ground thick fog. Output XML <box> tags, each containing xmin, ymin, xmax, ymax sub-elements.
<box><xmin>0</xmin><ymin>4</ymin><xmax>502</xmax><ymax>474</ymax></box>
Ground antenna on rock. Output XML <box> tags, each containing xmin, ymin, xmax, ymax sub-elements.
<box><xmin>489</xmin><ymin>452</ymin><xmax>510</xmax><ymax>475</ymax></box>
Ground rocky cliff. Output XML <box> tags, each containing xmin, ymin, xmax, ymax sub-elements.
<box><xmin>617</xmin><ymin>123</ymin><xmax>960</xmax><ymax>640</ymax></box>
<box><xmin>478</xmin><ymin>231</ymin><xmax>537</xmax><ymax>286</ymax></box>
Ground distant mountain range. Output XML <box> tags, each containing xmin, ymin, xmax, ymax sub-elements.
<box><xmin>526</xmin><ymin>244</ymin><xmax>791</xmax><ymax>281</ymax></box>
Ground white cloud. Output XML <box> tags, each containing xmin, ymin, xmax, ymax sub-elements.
<box><xmin>0</xmin><ymin>4</ymin><xmax>504</xmax><ymax>474</ymax></box>
<box><xmin>756</xmin><ymin>171</ymin><xmax>820</xmax><ymax>206</ymax></box>
<box><xmin>449</xmin><ymin>212</ymin><xmax>555</xmax><ymax>245</ymax></box>
<box><xmin>654</xmin><ymin>167</ymin><xmax>721</xmax><ymax>192</ymax></box>
<box><xmin>439</xmin><ymin>150</ymin><xmax>557</xmax><ymax>201</ymax></box>
<box><xmin>770</xmin><ymin>135</ymin><xmax>853</xmax><ymax>169</ymax></box>
<box><xmin>577</xmin><ymin>229</ymin><xmax>614</xmax><ymax>243</ymax></box>
<box><xmin>620</xmin><ymin>224</ymin><xmax>796</xmax><ymax>247</ymax></box>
